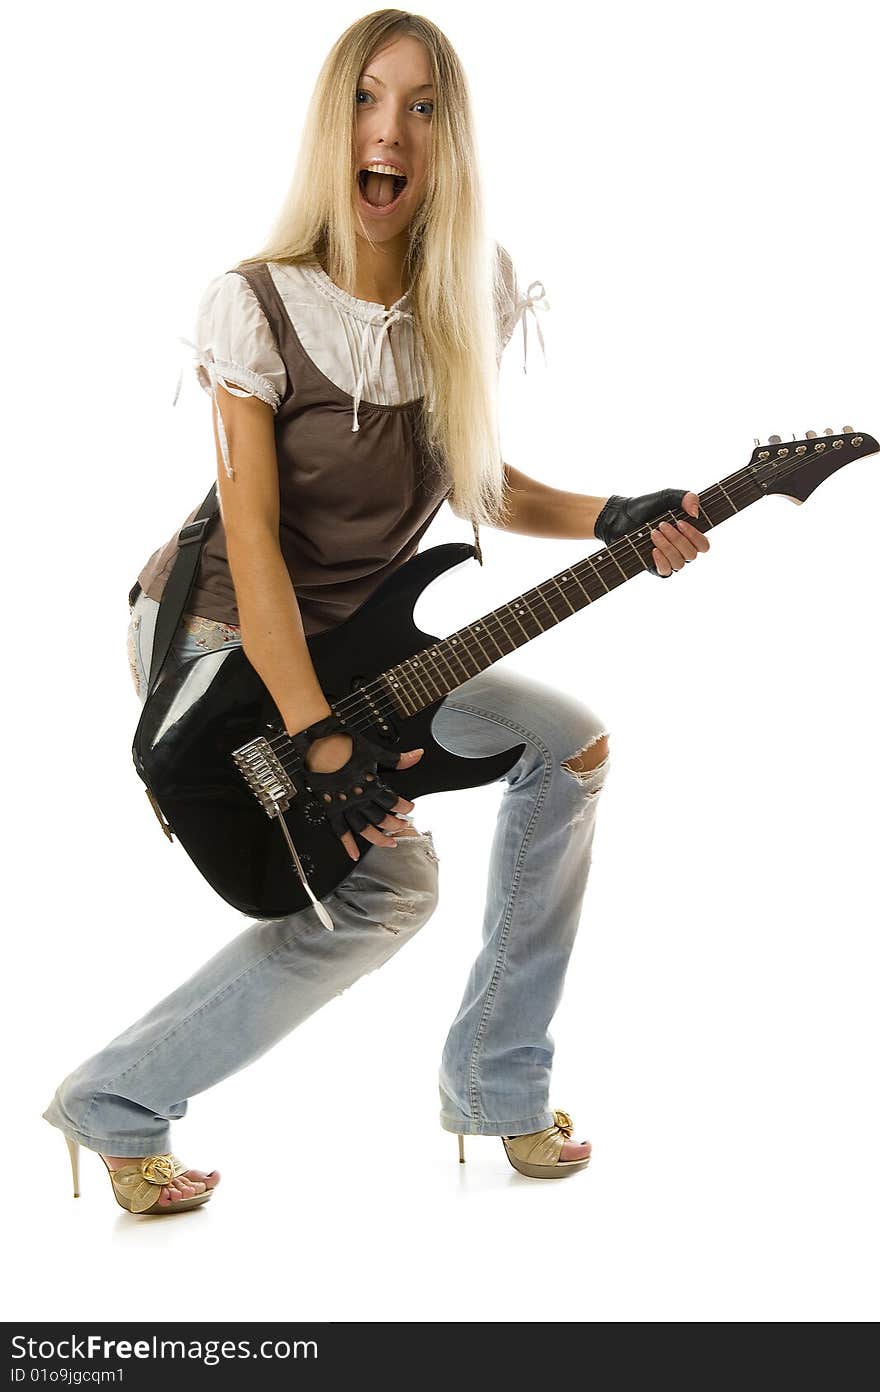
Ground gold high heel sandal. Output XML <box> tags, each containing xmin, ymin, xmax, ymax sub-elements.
<box><xmin>457</xmin><ymin>1109</ymin><xmax>591</xmax><ymax>1179</ymax></box>
<box><xmin>64</xmin><ymin>1135</ymin><xmax>214</xmax><ymax>1214</ymax></box>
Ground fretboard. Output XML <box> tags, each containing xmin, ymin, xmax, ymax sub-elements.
<box><xmin>382</xmin><ymin>465</ymin><xmax>765</xmax><ymax>716</ymax></box>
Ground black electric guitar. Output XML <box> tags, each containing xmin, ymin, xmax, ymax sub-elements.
<box><xmin>132</xmin><ymin>428</ymin><xmax>877</xmax><ymax>922</ymax></box>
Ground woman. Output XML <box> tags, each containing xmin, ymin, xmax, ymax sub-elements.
<box><xmin>42</xmin><ymin>8</ymin><xmax>709</xmax><ymax>1214</ymax></box>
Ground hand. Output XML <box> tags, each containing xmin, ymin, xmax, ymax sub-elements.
<box><xmin>297</xmin><ymin>726</ymin><xmax>424</xmax><ymax>862</ymax></box>
<box><xmin>594</xmin><ymin>489</ymin><xmax>710</xmax><ymax>577</ymax></box>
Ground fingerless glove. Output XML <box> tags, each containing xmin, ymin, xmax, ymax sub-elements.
<box><xmin>594</xmin><ymin>489</ymin><xmax>689</xmax><ymax>578</ymax></box>
<box><xmin>289</xmin><ymin>714</ymin><xmax>403</xmax><ymax>839</ymax></box>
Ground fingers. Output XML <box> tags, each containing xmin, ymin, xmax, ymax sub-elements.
<box><xmin>650</xmin><ymin>516</ymin><xmax>711</xmax><ymax>576</ymax></box>
<box><xmin>683</xmin><ymin>490</ymin><xmax>701</xmax><ymax>517</ymax></box>
<box><xmin>343</xmin><ymin>815</ymin><xmax>415</xmax><ymax>857</ymax></box>
<box><xmin>360</xmin><ymin>825</ymin><xmax>404</xmax><ymax>849</ymax></box>
<box><xmin>338</xmin><ymin>795</ymin><xmax>417</xmax><ymax>860</ymax></box>
<box><xmin>395</xmin><ymin>747</ymin><xmax>424</xmax><ymax>767</ymax></box>
<box><xmin>334</xmin><ymin>750</ymin><xmax>422</xmax><ymax>859</ymax></box>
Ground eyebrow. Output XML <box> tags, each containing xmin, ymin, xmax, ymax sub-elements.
<box><xmin>362</xmin><ymin>74</ymin><xmax>434</xmax><ymax>92</ymax></box>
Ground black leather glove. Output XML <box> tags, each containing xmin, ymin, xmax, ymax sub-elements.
<box><xmin>594</xmin><ymin>489</ymin><xmax>689</xmax><ymax>578</ymax></box>
<box><xmin>289</xmin><ymin>713</ymin><xmax>403</xmax><ymax>839</ymax></box>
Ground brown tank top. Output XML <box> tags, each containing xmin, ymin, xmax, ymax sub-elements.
<box><xmin>135</xmin><ymin>261</ymin><xmax>452</xmax><ymax>636</ymax></box>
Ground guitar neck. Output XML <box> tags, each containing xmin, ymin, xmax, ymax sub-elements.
<box><xmin>382</xmin><ymin>463</ymin><xmax>765</xmax><ymax>716</ymax></box>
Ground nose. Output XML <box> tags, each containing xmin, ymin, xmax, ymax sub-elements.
<box><xmin>376</xmin><ymin>105</ymin><xmax>406</xmax><ymax>147</ymax></box>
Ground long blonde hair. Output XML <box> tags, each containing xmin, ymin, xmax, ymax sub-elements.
<box><xmin>239</xmin><ymin>8</ymin><xmax>512</xmax><ymax>536</ymax></box>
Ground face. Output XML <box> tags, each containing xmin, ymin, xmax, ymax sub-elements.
<box><xmin>353</xmin><ymin>35</ymin><xmax>434</xmax><ymax>239</ymax></box>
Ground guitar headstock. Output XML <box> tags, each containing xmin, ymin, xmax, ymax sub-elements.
<box><xmin>748</xmin><ymin>426</ymin><xmax>879</xmax><ymax>504</ymax></box>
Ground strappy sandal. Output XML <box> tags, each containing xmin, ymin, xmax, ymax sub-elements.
<box><xmin>456</xmin><ymin>1109</ymin><xmax>591</xmax><ymax>1179</ymax></box>
<box><xmin>63</xmin><ymin>1136</ymin><xmax>214</xmax><ymax>1214</ymax></box>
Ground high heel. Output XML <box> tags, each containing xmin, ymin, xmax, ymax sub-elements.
<box><xmin>65</xmin><ymin>1134</ymin><xmax>80</xmax><ymax>1197</ymax></box>
<box><xmin>455</xmin><ymin>1109</ymin><xmax>591</xmax><ymax>1179</ymax></box>
<box><xmin>61</xmin><ymin>1134</ymin><xmax>214</xmax><ymax>1214</ymax></box>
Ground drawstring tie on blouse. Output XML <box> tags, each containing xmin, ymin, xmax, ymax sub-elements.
<box><xmin>173</xmin><ymin>338</ymin><xmax>253</xmax><ymax>479</ymax></box>
<box><xmin>351</xmin><ymin>306</ymin><xmax>414</xmax><ymax>432</ymax></box>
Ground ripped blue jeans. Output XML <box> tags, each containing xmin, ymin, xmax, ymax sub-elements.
<box><xmin>42</xmin><ymin>591</ymin><xmax>610</xmax><ymax>1151</ymax></box>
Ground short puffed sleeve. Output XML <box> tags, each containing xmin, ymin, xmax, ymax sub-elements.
<box><xmin>494</xmin><ymin>240</ymin><xmax>550</xmax><ymax>373</ymax></box>
<box><xmin>172</xmin><ymin>272</ymin><xmax>288</xmax><ymax>479</ymax></box>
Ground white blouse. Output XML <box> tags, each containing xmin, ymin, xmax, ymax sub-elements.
<box><xmin>172</xmin><ymin>246</ymin><xmax>550</xmax><ymax>479</ymax></box>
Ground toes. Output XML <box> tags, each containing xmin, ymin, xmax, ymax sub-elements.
<box><xmin>160</xmin><ymin>1180</ymin><xmax>190</xmax><ymax>1204</ymax></box>
<box><xmin>156</xmin><ymin>1167</ymin><xmax>219</xmax><ymax>1204</ymax></box>
<box><xmin>559</xmin><ymin>1140</ymin><xmax>592</xmax><ymax>1162</ymax></box>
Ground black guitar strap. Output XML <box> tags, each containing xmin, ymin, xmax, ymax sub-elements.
<box><xmin>143</xmin><ymin>482</ymin><xmax>220</xmax><ymax>697</ymax></box>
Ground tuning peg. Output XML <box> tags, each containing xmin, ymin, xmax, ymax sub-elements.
<box><xmin>805</xmin><ymin>430</ymin><xmax>817</xmax><ymax>438</ymax></box>
<box><xmin>768</xmin><ymin>434</ymin><xmax>782</xmax><ymax>444</ymax></box>
<box><xmin>754</xmin><ymin>437</ymin><xmax>761</xmax><ymax>446</ymax></box>
<box><xmin>842</xmin><ymin>425</ymin><xmax>854</xmax><ymax>433</ymax></box>
<box><xmin>823</xmin><ymin>427</ymin><xmax>834</xmax><ymax>435</ymax></box>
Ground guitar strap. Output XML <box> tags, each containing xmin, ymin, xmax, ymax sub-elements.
<box><xmin>142</xmin><ymin>481</ymin><xmax>221</xmax><ymax>698</ymax></box>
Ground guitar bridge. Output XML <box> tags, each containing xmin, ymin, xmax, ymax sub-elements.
<box><xmin>231</xmin><ymin>732</ymin><xmax>335</xmax><ymax>933</ymax></box>
<box><xmin>232</xmin><ymin>734</ymin><xmax>301</xmax><ymax>817</ymax></box>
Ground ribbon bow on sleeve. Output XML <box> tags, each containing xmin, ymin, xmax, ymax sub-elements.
<box><xmin>512</xmin><ymin>280</ymin><xmax>550</xmax><ymax>374</ymax></box>
<box><xmin>172</xmin><ymin>338</ymin><xmax>258</xmax><ymax>479</ymax></box>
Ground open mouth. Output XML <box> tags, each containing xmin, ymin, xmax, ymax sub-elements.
<box><xmin>357</xmin><ymin>168</ymin><xmax>408</xmax><ymax>211</ymax></box>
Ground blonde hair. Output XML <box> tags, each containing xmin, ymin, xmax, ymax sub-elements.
<box><xmin>238</xmin><ymin>8</ymin><xmax>513</xmax><ymax>538</ymax></box>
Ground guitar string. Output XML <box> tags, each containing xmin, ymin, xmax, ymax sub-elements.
<box><xmin>264</xmin><ymin>442</ymin><xmax>825</xmax><ymax>759</ymax></box>
<box><xmin>254</xmin><ymin>441</ymin><xmax>848</xmax><ymax>763</ymax></box>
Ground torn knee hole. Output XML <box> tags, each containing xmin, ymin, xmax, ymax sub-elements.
<box><xmin>562</xmin><ymin>732</ymin><xmax>610</xmax><ymax>779</ymax></box>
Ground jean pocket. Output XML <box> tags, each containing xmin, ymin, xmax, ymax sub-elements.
<box><xmin>170</xmin><ymin>613</ymin><xmax>244</xmax><ymax>664</ymax></box>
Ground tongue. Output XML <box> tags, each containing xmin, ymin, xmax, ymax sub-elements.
<box><xmin>363</xmin><ymin>172</ymin><xmax>398</xmax><ymax>207</ymax></box>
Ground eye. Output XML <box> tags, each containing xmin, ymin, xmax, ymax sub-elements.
<box><xmin>355</xmin><ymin>89</ymin><xmax>434</xmax><ymax>115</ymax></box>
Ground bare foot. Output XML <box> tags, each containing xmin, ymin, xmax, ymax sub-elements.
<box><xmin>102</xmin><ymin>1156</ymin><xmax>221</xmax><ymax>1206</ymax></box>
<box><xmin>559</xmin><ymin>1139</ymin><xmax>592</xmax><ymax>1162</ymax></box>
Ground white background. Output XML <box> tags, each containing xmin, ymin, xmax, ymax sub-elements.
<box><xmin>4</xmin><ymin>0</ymin><xmax>878</xmax><ymax>1323</ymax></box>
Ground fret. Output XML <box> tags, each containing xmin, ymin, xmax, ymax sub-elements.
<box><xmin>387</xmin><ymin>666</ymin><xmax>417</xmax><ymax>715</ymax></box>
<box><xmin>606</xmin><ymin>545</ymin><xmax>629</xmax><ymax>581</ymax></box>
<box><xmin>440</xmin><ymin>638</ymin><xmax>470</xmax><ymax>685</ymax></box>
<box><xmin>519</xmin><ymin>591</ymin><xmax>547</xmax><ymax>633</ymax></box>
<box><xmin>420</xmin><ymin>648</ymin><xmax>446</xmax><ymax>692</ymax></box>
<box><xmin>584</xmin><ymin>555</ymin><xmax>610</xmax><ymax>593</ymax></box>
<box><xmin>465</xmin><ymin>622</ymin><xmax>495</xmax><ymax>666</ymax></box>
<box><xmin>621</xmin><ymin>533</ymin><xmax>650</xmax><ymax>575</ymax></box>
<box><xmin>427</xmin><ymin>641</ymin><xmax>460</xmax><ymax>689</ymax></box>
<box><xmin>565</xmin><ymin>568</ymin><xmax>591</xmax><ymax>604</ymax></box>
<box><xmin>492</xmin><ymin>610</ymin><xmax>519</xmax><ymax>651</ymax></box>
<box><xmin>402</xmin><ymin>656</ymin><xmax>437</xmax><ymax>704</ymax></box>
<box><xmin>549</xmin><ymin>574</ymin><xmax>577</xmax><ymax>615</ymax></box>
<box><xmin>505</xmin><ymin>600</ymin><xmax>533</xmax><ymax>643</ymax></box>
<box><xmin>449</xmin><ymin>634</ymin><xmax>479</xmax><ymax>679</ymax></box>
<box><xmin>414</xmin><ymin>657</ymin><xmax>437</xmax><ymax>700</ymax></box>
<box><xmin>478</xmin><ymin>616</ymin><xmax>512</xmax><ymax>659</ymax></box>
<box><xmin>717</xmin><ymin>482</ymin><xmax>739</xmax><ymax>512</ymax></box>
<box><xmin>533</xmin><ymin>584</ymin><xmax>560</xmax><ymax>629</ymax></box>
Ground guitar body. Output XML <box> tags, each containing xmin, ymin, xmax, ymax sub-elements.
<box><xmin>133</xmin><ymin>543</ymin><xmax>525</xmax><ymax>919</ymax></box>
